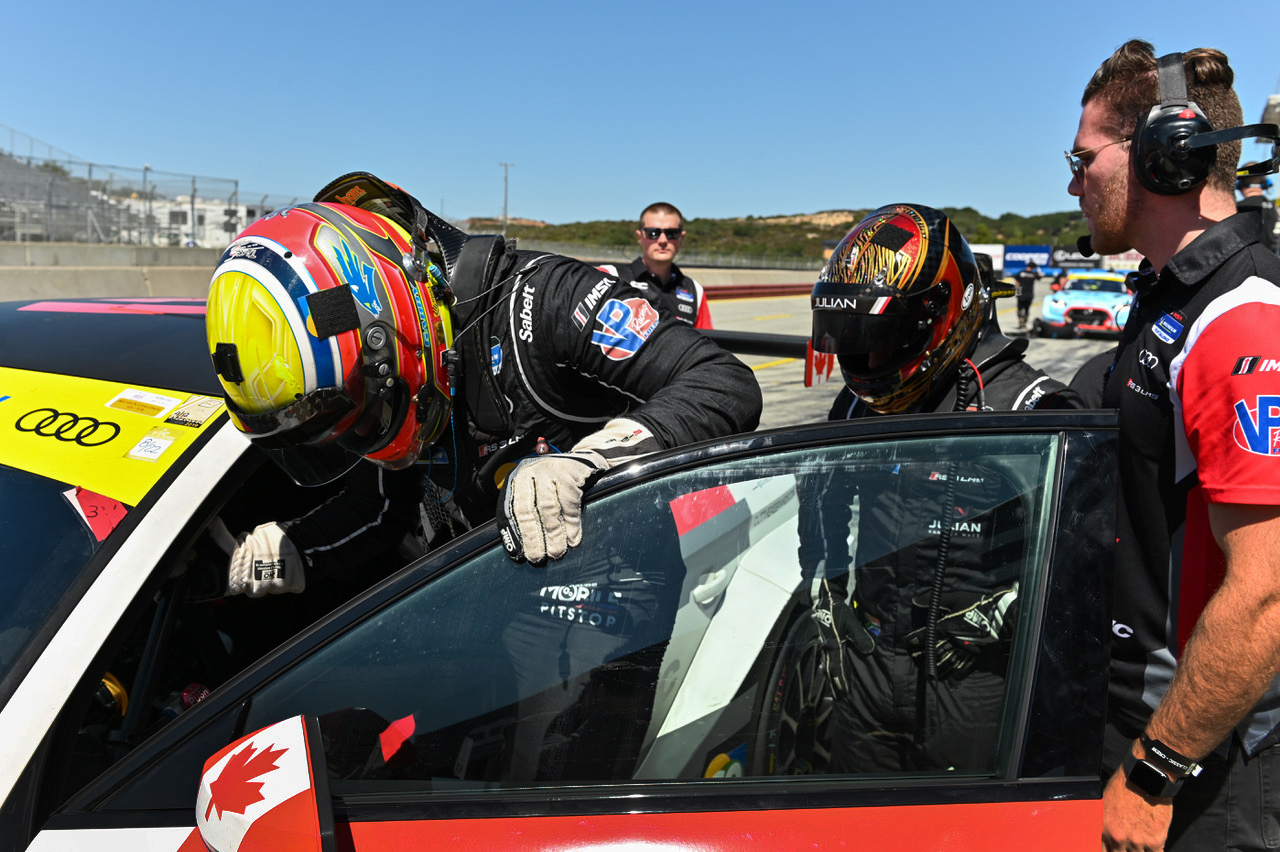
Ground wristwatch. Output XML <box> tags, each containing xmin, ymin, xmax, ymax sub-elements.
<box><xmin>1139</xmin><ymin>734</ymin><xmax>1203</xmax><ymax>780</ymax></box>
<box><xmin>1122</xmin><ymin>750</ymin><xmax>1183</xmax><ymax>798</ymax></box>
<box><xmin>1122</xmin><ymin>735</ymin><xmax>1203</xmax><ymax>799</ymax></box>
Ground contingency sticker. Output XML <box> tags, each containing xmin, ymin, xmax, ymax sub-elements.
<box><xmin>126</xmin><ymin>427</ymin><xmax>179</xmax><ymax>462</ymax></box>
<box><xmin>0</xmin><ymin>365</ymin><xmax>225</xmax><ymax>506</ymax></box>
<box><xmin>106</xmin><ymin>387</ymin><xmax>183</xmax><ymax>418</ymax></box>
<box><xmin>165</xmin><ymin>395</ymin><xmax>224</xmax><ymax>428</ymax></box>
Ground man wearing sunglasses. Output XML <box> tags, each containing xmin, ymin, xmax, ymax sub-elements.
<box><xmin>600</xmin><ymin>202</ymin><xmax>712</xmax><ymax>329</ymax></box>
<box><xmin>1067</xmin><ymin>40</ymin><xmax>1280</xmax><ymax>852</ymax></box>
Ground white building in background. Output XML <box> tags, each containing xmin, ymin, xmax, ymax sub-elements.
<box><xmin>113</xmin><ymin>193</ymin><xmax>293</xmax><ymax>248</ymax></box>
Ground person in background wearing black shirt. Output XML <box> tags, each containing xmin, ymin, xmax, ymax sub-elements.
<box><xmin>600</xmin><ymin>202</ymin><xmax>713</xmax><ymax>329</ymax></box>
<box><xmin>1013</xmin><ymin>261</ymin><xmax>1039</xmax><ymax>330</ymax></box>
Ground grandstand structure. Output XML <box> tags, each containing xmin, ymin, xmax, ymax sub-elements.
<box><xmin>0</xmin><ymin>124</ymin><xmax>294</xmax><ymax>247</ymax></box>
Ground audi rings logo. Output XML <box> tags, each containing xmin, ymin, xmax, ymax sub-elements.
<box><xmin>17</xmin><ymin>408</ymin><xmax>121</xmax><ymax>447</ymax></box>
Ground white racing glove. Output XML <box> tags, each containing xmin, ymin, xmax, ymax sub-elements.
<box><xmin>228</xmin><ymin>522</ymin><xmax>306</xmax><ymax>597</ymax></box>
<box><xmin>497</xmin><ymin>419</ymin><xmax>661</xmax><ymax>564</ymax></box>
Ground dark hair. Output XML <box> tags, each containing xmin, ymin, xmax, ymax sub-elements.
<box><xmin>1082</xmin><ymin>39</ymin><xmax>1243</xmax><ymax>191</ymax></box>
<box><xmin>639</xmin><ymin>202</ymin><xmax>684</xmax><ymax>228</ymax></box>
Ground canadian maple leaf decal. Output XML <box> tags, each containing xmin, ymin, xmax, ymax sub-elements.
<box><xmin>205</xmin><ymin>741</ymin><xmax>288</xmax><ymax>820</ymax></box>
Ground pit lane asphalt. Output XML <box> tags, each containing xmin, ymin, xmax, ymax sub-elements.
<box><xmin>712</xmin><ymin>295</ymin><xmax>1115</xmax><ymax>430</ymax></box>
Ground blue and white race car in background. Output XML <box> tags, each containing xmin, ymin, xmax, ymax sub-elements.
<box><xmin>1033</xmin><ymin>270</ymin><xmax>1132</xmax><ymax>338</ymax></box>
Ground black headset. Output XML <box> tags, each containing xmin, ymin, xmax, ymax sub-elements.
<box><xmin>1131</xmin><ymin>52</ymin><xmax>1280</xmax><ymax>195</ymax></box>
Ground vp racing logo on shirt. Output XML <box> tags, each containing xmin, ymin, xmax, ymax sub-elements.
<box><xmin>592</xmin><ymin>297</ymin><xmax>660</xmax><ymax>361</ymax></box>
<box><xmin>1234</xmin><ymin>395</ymin><xmax>1280</xmax><ymax>455</ymax></box>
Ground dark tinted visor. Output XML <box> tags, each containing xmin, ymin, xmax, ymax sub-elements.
<box><xmin>812</xmin><ymin>310</ymin><xmax>931</xmax><ymax>378</ymax></box>
<box><xmin>227</xmin><ymin>387</ymin><xmax>357</xmax><ymax>450</ymax></box>
<box><xmin>259</xmin><ymin>442</ymin><xmax>366</xmax><ymax>487</ymax></box>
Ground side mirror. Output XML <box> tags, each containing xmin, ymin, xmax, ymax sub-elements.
<box><xmin>1050</xmin><ymin>281</ymin><xmax>1063</xmax><ymax>292</ymax></box>
<box><xmin>195</xmin><ymin>715</ymin><xmax>335</xmax><ymax>852</ymax></box>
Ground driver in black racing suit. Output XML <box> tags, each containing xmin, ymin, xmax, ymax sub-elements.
<box><xmin>796</xmin><ymin>204</ymin><xmax>1079</xmax><ymax>773</ymax></box>
<box><xmin>205</xmin><ymin>173</ymin><xmax>762</xmax><ymax>783</ymax></box>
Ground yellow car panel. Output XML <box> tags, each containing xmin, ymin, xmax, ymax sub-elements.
<box><xmin>0</xmin><ymin>365</ymin><xmax>225</xmax><ymax>507</ymax></box>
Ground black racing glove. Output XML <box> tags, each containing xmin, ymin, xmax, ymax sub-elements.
<box><xmin>809</xmin><ymin>576</ymin><xmax>874</xmax><ymax>698</ymax></box>
<box><xmin>906</xmin><ymin>585</ymin><xmax>1018</xmax><ymax>681</ymax></box>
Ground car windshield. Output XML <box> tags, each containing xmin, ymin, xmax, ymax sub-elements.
<box><xmin>0</xmin><ymin>465</ymin><xmax>102</xmax><ymax>688</ymax></box>
<box><xmin>1065</xmin><ymin>278</ymin><xmax>1126</xmax><ymax>294</ymax></box>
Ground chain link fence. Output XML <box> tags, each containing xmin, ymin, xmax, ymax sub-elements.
<box><xmin>0</xmin><ymin>124</ymin><xmax>826</xmax><ymax>269</ymax></box>
<box><xmin>0</xmin><ymin>124</ymin><xmax>294</xmax><ymax>247</ymax></box>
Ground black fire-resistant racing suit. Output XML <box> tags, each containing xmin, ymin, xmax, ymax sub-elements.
<box><xmin>280</xmin><ymin>243</ymin><xmax>762</xmax><ymax>781</ymax></box>
<box><xmin>796</xmin><ymin>331</ymin><xmax>1078</xmax><ymax>773</ymax></box>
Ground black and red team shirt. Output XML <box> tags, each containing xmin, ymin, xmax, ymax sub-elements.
<box><xmin>1103</xmin><ymin>212</ymin><xmax>1280</xmax><ymax>756</ymax></box>
<box><xmin>599</xmin><ymin>258</ymin><xmax>713</xmax><ymax>329</ymax></box>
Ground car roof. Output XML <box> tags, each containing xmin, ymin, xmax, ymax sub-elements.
<box><xmin>0</xmin><ymin>298</ymin><xmax>221</xmax><ymax>395</ymax></box>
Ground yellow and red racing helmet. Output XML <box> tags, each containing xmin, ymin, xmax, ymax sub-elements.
<box><xmin>206</xmin><ymin>202</ymin><xmax>453</xmax><ymax>484</ymax></box>
<box><xmin>811</xmin><ymin>204</ymin><xmax>985</xmax><ymax>414</ymax></box>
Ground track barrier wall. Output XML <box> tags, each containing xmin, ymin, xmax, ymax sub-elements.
<box><xmin>0</xmin><ymin>244</ymin><xmax>816</xmax><ymax>301</ymax></box>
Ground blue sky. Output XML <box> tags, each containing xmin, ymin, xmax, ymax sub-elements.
<box><xmin>5</xmin><ymin>0</ymin><xmax>1279</xmax><ymax>224</ymax></box>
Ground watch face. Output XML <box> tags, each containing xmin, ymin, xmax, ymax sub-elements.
<box><xmin>1127</xmin><ymin>757</ymin><xmax>1180</xmax><ymax>799</ymax></box>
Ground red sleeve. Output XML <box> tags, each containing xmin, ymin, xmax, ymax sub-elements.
<box><xmin>1179</xmin><ymin>300</ymin><xmax>1280</xmax><ymax>504</ymax></box>
<box><xmin>694</xmin><ymin>293</ymin><xmax>714</xmax><ymax>330</ymax></box>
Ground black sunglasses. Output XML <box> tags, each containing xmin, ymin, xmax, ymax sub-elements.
<box><xmin>641</xmin><ymin>227</ymin><xmax>683</xmax><ymax>240</ymax></box>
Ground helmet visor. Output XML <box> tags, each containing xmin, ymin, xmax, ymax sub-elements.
<box><xmin>258</xmin><ymin>443</ymin><xmax>366</xmax><ymax>488</ymax></box>
<box><xmin>226</xmin><ymin>387</ymin><xmax>357</xmax><ymax>450</ymax></box>
<box><xmin>812</xmin><ymin>310</ymin><xmax>932</xmax><ymax>379</ymax></box>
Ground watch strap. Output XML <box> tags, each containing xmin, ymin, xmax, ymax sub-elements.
<box><xmin>1139</xmin><ymin>734</ymin><xmax>1203</xmax><ymax>778</ymax></box>
<box><xmin>1123</xmin><ymin>750</ymin><xmax>1185</xmax><ymax>798</ymax></box>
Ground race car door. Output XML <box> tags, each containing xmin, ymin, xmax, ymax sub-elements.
<box><xmin>31</xmin><ymin>411</ymin><xmax>1117</xmax><ymax>852</ymax></box>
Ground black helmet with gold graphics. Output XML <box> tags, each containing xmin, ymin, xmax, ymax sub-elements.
<box><xmin>811</xmin><ymin>204</ymin><xmax>985</xmax><ymax>414</ymax></box>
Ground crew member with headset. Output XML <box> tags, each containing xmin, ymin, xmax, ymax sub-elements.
<box><xmin>204</xmin><ymin>173</ymin><xmax>762</xmax><ymax>781</ymax></box>
<box><xmin>797</xmin><ymin>204</ymin><xmax>1080</xmax><ymax>774</ymax></box>
<box><xmin>1067</xmin><ymin>41</ymin><xmax>1280</xmax><ymax>850</ymax></box>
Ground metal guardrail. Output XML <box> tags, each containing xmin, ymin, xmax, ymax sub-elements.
<box><xmin>704</xmin><ymin>330</ymin><xmax>808</xmax><ymax>358</ymax></box>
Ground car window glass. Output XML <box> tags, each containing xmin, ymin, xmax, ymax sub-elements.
<box><xmin>0</xmin><ymin>466</ymin><xmax>98</xmax><ymax>687</ymax></box>
<box><xmin>240</xmin><ymin>432</ymin><xmax>1060</xmax><ymax>795</ymax></box>
<box><xmin>51</xmin><ymin>456</ymin><xmax>360</xmax><ymax>815</ymax></box>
